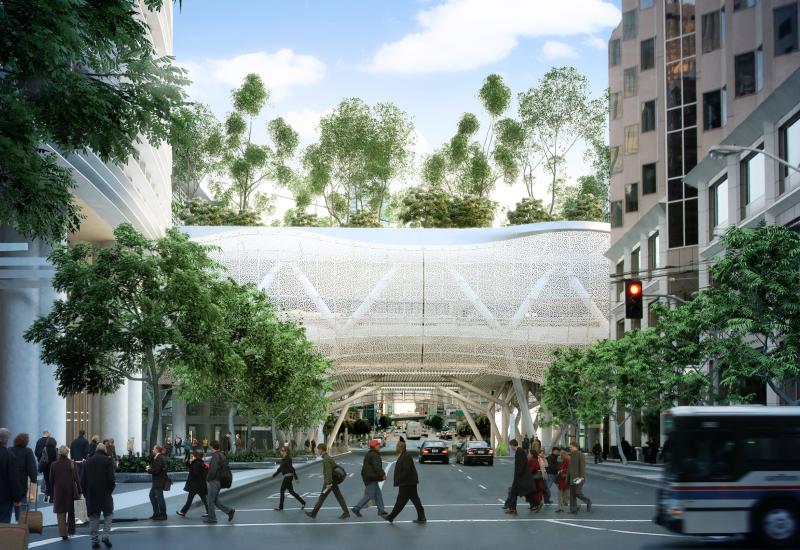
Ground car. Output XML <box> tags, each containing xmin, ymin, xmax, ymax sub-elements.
<box><xmin>455</xmin><ymin>440</ymin><xmax>494</xmax><ymax>466</ymax></box>
<box><xmin>440</xmin><ymin>432</ymin><xmax>453</xmax><ymax>441</ymax></box>
<box><xmin>419</xmin><ymin>440</ymin><xmax>449</xmax><ymax>464</ymax></box>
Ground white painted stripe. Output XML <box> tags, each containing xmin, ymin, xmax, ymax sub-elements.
<box><xmin>479</xmin><ymin>484</ymin><xmax>487</xmax><ymax>490</ymax></box>
<box><xmin>30</xmin><ymin>535</ymin><xmax>89</xmax><ymax>548</ymax></box>
<box><xmin>466</xmin><ymin>476</ymin><xmax>473</xmax><ymax>480</ymax></box>
<box><xmin>236</xmin><ymin>503</ymin><xmax>655</xmax><ymax>511</ymax></box>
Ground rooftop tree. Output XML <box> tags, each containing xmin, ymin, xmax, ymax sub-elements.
<box><xmin>170</xmin><ymin>103</ymin><xmax>224</xmax><ymax>199</ymax></box>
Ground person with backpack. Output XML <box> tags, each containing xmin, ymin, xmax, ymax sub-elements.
<box><xmin>306</xmin><ymin>443</ymin><xmax>349</xmax><ymax>519</ymax></box>
<box><xmin>383</xmin><ymin>440</ymin><xmax>426</xmax><ymax>524</ymax></box>
<box><xmin>205</xmin><ymin>440</ymin><xmax>235</xmax><ymax>524</ymax></box>
<box><xmin>273</xmin><ymin>446</ymin><xmax>305</xmax><ymax>511</ymax></box>
<box><xmin>351</xmin><ymin>439</ymin><xmax>387</xmax><ymax>517</ymax></box>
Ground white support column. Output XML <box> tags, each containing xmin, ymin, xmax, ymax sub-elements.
<box><xmin>37</xmin><ymin>277</ymin><xmax>66</xmax><ymax>446</ymax></box>
<box><xmin>172</xmin><ymin>396</ymin><xmax>187</xmax><ymax>442</ymax></box>
<box><xmin>460</xmin><ymin>407</ymin><xmax>482</xmax><ymax>441</ymax></box>
<box><xmin>97</xmin><ymin>384</ymin><xmax>128</xmax><ymax>448</ymax></box>
<box><xmin>127</xmin><ymin>379</ymin><xmax>143</xmax><ymax>454</ymax></box>
<box><xmin>327</xmin><ymin>407</ymin><xmax>350</xmax><ymax>449</ymax></box>
<box><xmin>512</xmin><ymin>377</ymin><xmax>535</xmax><ymax>438</ymax></box>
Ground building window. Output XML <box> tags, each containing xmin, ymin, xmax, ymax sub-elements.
<box><xmin>611</xmin><ymin>146</ymin><xmax>623</xmax><ymax>173</ymax></box>
<box><xmin>625</xmin><ymin>124</ymin><xmax>639</xmax><ymax>155</ymax></box>
<box><xmin>779</xmin><ymin>112</ymin><xmax>800</xmax><ymax>194</ymax></box>
<box><xmin>640</xmin><ymin>38</ymin><xmax>655</xmax><ymax>70</ymax></box>
<box><xmin>640</xmin><ymin>0</ymin><xmax>654</xmax><ymax>9</ymax></box>
<box><xmin>734</xmin><ymin>0</ymin><xmax>756</xmax><ymax>11</ymax></box>
<box><xmin>642</xmin><ymin>163</ymin><xmax>657</xmax><ymax>195</ymax></box>
<box><xmin>756</xmin><ymin>46</ymin><xmax>764</xmax><ymax>91</ymax></box>
<box><xmin>624</xmin><ymin>67</ymin><xmax>638</xmax><ymax>97</ymax></box>
<box><xmin>610</xmin><ymin>200</ymin><xmax>623</xmax><ymax>228</ymax></box>
<box><xmin>775</xmin><ymin>4</ymin><xmax>798</xmax><ymax>55</ymax></box>
<box><xmin>735</xmin><ymin>51</ymin><xmax>757</xmax><ymax>97</ymax></box>
<box><xmin>616</xmin><ymin>318</ymin><xmax>625</xmax><ymax>339</ymax></box>
<box><xmin>610</xmin><ymin>92</ymin><xmax>623</xmax><ymax>120</ymax></box>
<box><xmin>703</xmin><ymin>89</ymin><xmax>722</xmax><ymax>130</ymax></box>
<box><xmin>641</xmin><ymin>100</ymin><xmax>656</xmax><ymax>132</ymax></box>
<box><xmin>647</xmin><ymin>300</ymin><xmax>658</xmax><ymax>327</ymax></box>
<box><xmin>710</xmin><ymin>176</ymin><xmax>729</xmax><ymax>232</ymax></box>
<box><xmin>623</xmin><ymin>10</ymin><xmax>638</xmax><ymax>41</ymax></box>
<box><xmin>625</xmin><ymin>183</ymin><xmax>639</xmax><ymax>213</ymax></box>
<box><xmin>615</xmin><ymin>260</ymin><xmax>625</xmax><ymax>297</ymax></box>
<box><xmin>647</xmin><ymin>231</ymin><xmax>660</xmax><ymax>272</ymax></box>
<box><xmin>740</xmin><ymin>146</ymin><xmax>765</xmax><ymax>219</ymax></box>
<box><xmin>702</xmin><ymin>10</ymin><xmax>721</xmax><ymax>52</ymax></box>
<box><xmin>610</xmin><ymin>39</ymin><xmax>622</xmax><ymax>66</ymax></box>
<box><xmin>631</xmin><ymin>247</ymin><xmax>640</xmax><ymax>276</ymax></box>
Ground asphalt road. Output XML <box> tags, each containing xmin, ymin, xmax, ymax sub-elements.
<box><xmin>28</xmin><ymin>439</ymin><xmax>767</xmax><ymax>550</ymax></box>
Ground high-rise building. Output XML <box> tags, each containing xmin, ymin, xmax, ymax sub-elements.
<box><xmin>0</xmin><ymin>3</ymin><xmax>174</xmax><ymax>450</ymax></box>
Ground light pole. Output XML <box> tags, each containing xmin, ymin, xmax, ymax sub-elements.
<box><xmin>708</xmin><ymin>144</ymin><xmax>800</xmax><ymax>175</ymax></box>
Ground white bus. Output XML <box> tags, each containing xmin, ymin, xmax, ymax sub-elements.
<box><xmin>655</xmin><ymin>406</ymin><xmax>800</xmax><ymax>547</ymax></box>
<box><xmin>406</xmin><ymin>421</ymin><xmax>422</xmax><ymax>440</ymax></box>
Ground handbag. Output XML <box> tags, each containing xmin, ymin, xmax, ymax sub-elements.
<box><xmin>70</xmin><ymin>461</ymin><xmax>82</xmax><ymax>500</ymax></box>
<box><xmin>532</xmin><ymin>470</ymin><xmax>543</xmax><ymax>480</ymax></box>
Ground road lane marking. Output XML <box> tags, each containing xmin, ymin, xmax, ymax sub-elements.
<box><xmin>497</xmin><ymin>498</ymin><xmax>505</xmax><ymax>503</ymax></box>
<box><xmin>479</xmin><ymin>484</ymin><xmax>487</xmax><ymax>490</ymax></box>
<box><xmin>30</xmin><ymin>536</ymin><xmax>89</xmax><ymax>548</ymax></box>
<box><xmin>236</xmin><ymin>503</ymin><xmax>655</xmax><ymax>512</ymax></box>
<box><xmin>466</xmin><ymin>476</ymin><xmax>473</xmax><ymax>480</ymax></box>
<box><xmin>547</xmin><ymin>519</ymin><xmax>683</xmax><ymax>538</ymax></box>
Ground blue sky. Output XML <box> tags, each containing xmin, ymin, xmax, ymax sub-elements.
<box><xmin>173</xmin><ymin>0</ymin><xmax>622</xmax><ymax>219</ymax></box>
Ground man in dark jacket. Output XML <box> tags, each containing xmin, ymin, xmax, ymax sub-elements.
<box><xmin>206</xmin><ymin>440</ymin><xmax>235</xmax><ymax>524</ymax></box>
<box><xmin>70</xmin><ymin>430</ymin><xmax>90</xmax><ymax>462</ymax></box>
<box><xmin>177</xmin><ymin>451</ymin><xmax>207</xmax><ymax>517</ymax></box>
<box><xmin>306</xmin><ymin>443</ymin><xmax>349</xmax><ymax>519</ymax></box>
<box><xmin>9</xmin><ymin>432</ymin><xmax>37</xmax><ymax>521</ymax></box>
<box><xmin>351</xmin><ymin>439</ymin><xmax>387</xmax><ymax>517</ymax></box>
<box><xmin>383</xmin><ymin>440</ymin><xmax>425</xmax><ymax>523</ymax></box>
<box><xmin>35</xmin><ymin>430</ymin><xmax>50</xmax><ymax>462</ymax></box>
<box><xmin>568</xmin><ymin>441</ymin><xmax>592</xmax><ymax>514</ymax></box>
<box><xmin>145</xmin><ymin>445</ymin><xmax>168</xmax><ymax>520</ymax></box>
<box><xmin>84</xmin><ymin>443</ymin><xmax>115</xmax><ymax>549</ymax></box>
<box><xmin>505</xmin><ymin>439</ymin><xmax>535</xmax><ymax>514</ymax></box>
<box><xmin>0</xmin><ymin>428</ymin><xmax>24</xmax><ymax>524</ymax></box>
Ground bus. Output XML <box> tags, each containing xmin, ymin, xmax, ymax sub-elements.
<box><xmin>406</xmin><ymin>421</ymin><xmax>422</xmax><ymax>440</ymax></box>
<box><xmin>654</xmin><ymin>406</ymin><xmax>800</xmax><ymax>547</ymax></box>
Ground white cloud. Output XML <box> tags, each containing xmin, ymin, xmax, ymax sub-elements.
<box><xmin>182</xmin><ymin>48</ymin><xmax>326</xmax><ymax>108</ymax></box>
<box><xmin>584</xmin><ymin>35</ymin><xmax>608</xmax><ymax>50</ymax></box>
<box><xmin>281</xmin><ymin>107</ymin><xmax>333</xmax><ymax>144</ymax></box>
<box><xmin>542</xmin><ymin>40</ymin><xmax>578</xmax><ymax>61</ymax></box>
<box><xmin>364</xmin><ymin>0</ymin><xmax>620</xmax><ymax>74</ymax></box>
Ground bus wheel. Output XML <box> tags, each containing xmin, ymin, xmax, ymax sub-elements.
<box><xmin>754</xmin><ymin>501</ymin><xmax>799</xmax><ymax>547</ymax></box>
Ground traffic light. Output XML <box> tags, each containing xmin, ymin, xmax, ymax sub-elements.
<box><xmin>624</xmin><ymin>279</ymin><xmax>643</xmax><ymax>319</ymax></box>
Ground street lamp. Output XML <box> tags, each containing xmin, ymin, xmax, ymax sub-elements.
<box><xmin>708</xmin><ymin>144</ymin><xmax>800</xmax><ymax>175</ymax></box>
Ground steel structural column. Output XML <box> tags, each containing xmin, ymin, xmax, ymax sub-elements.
<box><xmin>326</xmin><ymin>386</ymin><xmax>378</xmax><ymax>447</ymax></box>
<box><xmin>512</xmin><ymin>377</ymin><xmax>535</xmax><ymax>438</ymax></box>
<box><xmin>438</xmin><ymin>386</ymin><xmax>499</xmax><ymax>443</ymax></box>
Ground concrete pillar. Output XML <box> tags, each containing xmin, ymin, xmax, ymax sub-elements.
<box><xmin>172</xmin><ymin>397</ymin><xmax>187</xmax><ymax>441</ymax></box>
<box><xmin>508</xmin><ymin>410</ymin><xmax>518</xmax><ymax>440</ymax></box>
<box><xmin>512</xmin><ymin>377</ymin><xmax>535</xmax><ymax>437</ymax></box>
<box><xmin>127</xmin><ymin>379</ymin><xmax>143</xmax><ymax>454</ymax></box>
<box><xmin>98</xmin><ymin>384</ymin><xmax>129</xmax><ymax>447</ymax></box>
<box><xmin>461</xmin><ymin>407</ymin><xmax>482</xmax><ymax>441</ymax></box>
<box><xmin>36</xmin><ymin>277</ymin><xmax>66</xmax><ymax>446</ymax></box>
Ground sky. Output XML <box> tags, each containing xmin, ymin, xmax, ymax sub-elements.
<box><xmin>173</xmin><ymin>0</ymin><xmax>622</xmax><ymax>222</ymax></box>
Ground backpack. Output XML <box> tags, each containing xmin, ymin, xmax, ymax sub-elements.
<box><xmin>219</xmin><ymin>453</ymin><xmax>233</xmax><ymax>489</ymax></box>
<box><xmin>332</xmin><ymin>464</ymin><xmax>347</xmax><ymax>485</ymax></box>
<box><xmin>37</xmin><ymin>450</ymin><xmax>50</xmax><ymax>473</ymax></box>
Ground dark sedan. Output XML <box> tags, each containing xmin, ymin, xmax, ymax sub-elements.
<box><xmin>419</xmin><ymin>440</ymin><xmax>450</xmax><ymax>464</ymax></box>
<box><xmin>455</xmin><ymin>440</ymin><xmax>494</xmax><ymax>465</ymax></box>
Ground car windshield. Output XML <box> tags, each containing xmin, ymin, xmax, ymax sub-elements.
<box><xmin>467</xmin><ymin>441</ymin><xmax>488</xmax><ymax>448</ymax></box>
<box><xmin>423</xmin><ymin>441</ymin><xmax>444</xmax><ymax>447</ymax></box>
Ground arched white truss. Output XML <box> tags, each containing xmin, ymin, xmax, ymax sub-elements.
<box><xmin>183</xmin><ymin>222</ymin><xmax>610</xmax><ymax>410</ymax></box>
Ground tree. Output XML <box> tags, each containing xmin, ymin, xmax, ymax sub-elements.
<box><xmin>352</xmin><ymin>418</ymin><xmax>371</xmax><ymax>436</ymax></box>
<box><xmin>25</xmin><ymin>224</ymin><xmax>230</xmax><ymax>450</ymax></box>
<box><xmin>177</xmin><ymin>198</ymin><xmax>261</xmax><ymax>226</ymax></box>
<box><xmin>378</xmin><ymin>415</ymin><xmax>392</xmax><ymax>430</ymax></box>
<box><xmin>507</xmin><ymin>197</ymin><xmax>554</xmax><ymax>225</ymax></box>
<box><xmin>213</xmin><ymin>73</ymin><xmax>299</xmax><ymax>217</ymax></box>
<box><xmin>425</xmin><ymin>415</ymin><xmax>444</xmax><ymax>431</ymax></box>
<box><xmin>518</xmin><ymin>67</ymin><xmax>607</xmax><ymax>215</ymax></box>
<box><xmin>0</xmin><ymin>0</ymin><xmax>188</xmax><ymax>244</ymax></box>
<box><xmin>283</xmin><ymin>209</ymin><xmax>319</xmax><ymax>227</ymax></box>
<box><xmin>301</xmin><ymin>98</ymin><xmax>415</xmax><ymax>225</ymax></box>
<box><xmin>559</xmin><ymin>176</ymin><xmax>606</xmax><ymax>221</ymax></box>
<box><xmin>395</xmin><ymin>187</ymin><xmax>496</xmax><ymax>228</ymax></box>
<box><xmin>171</xmin><ymin>103</ymin><xmax>223</xmax><ymax>198</ymax></box>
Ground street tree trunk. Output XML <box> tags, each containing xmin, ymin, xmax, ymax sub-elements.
<box><xmin>611</xmin><ymin>414</ymin><xmax>629</xmax><ymax>465</ymax></box>
<box><xmin>228</xmin><ymin>405</ymin><xmax>237</xmax><ymax>454</ymax></box>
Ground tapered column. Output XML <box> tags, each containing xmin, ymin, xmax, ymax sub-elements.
<box><xmin>172</xmin><ymin>397</ymin><xmax>187</xmax><ymax>441</ymax></box>
<box><xmin>36</xmin><ymin>263</ymin><xmax>66</xmax><ymax>446</ymax></box>
<box><xmin>127</xmin><ymin>379</ymin><xmax>143</xmax><ymax>454</ymax></box>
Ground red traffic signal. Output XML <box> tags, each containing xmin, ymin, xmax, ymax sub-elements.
<box><xmin>624</xmin><ymin>279</ymin><xmax>643</xmax><ymax>319</ymax></box>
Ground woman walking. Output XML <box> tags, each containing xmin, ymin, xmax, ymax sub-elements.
<box><xmin>556</xmin><ymin>449</ymin><xmax>571</xmax><ymax>513</ymax></box>
<box><xmin>383</xmin><ymin>441</ymin><xmax>426</xmax><ymax>524</ymax></box>
<box><xmin>40</xmin><ymin>437</ymin><xmax>57</xmax><ymax>503</ymax></box>
<box><xmin>10</xmin><ymin>433</ymin><xmax>37</xmax><ymax>521</ymax></box>
<box><xmin>273</xmin><ymin>446</ymin><xmax>305</xmax><ymax>511</ymax></box>
<box><xmin>527</xmin><ymin>449</ymin><xmax>544</xmax><ymax>512</ymax></box>
<box><xmin>50</xmin><ymin>445</ymin><xmax>81</xmax><ymax>540</ymax></box>
<box><xmin>176</xmin><ymin>451</ymin><xmax>208</xmax><ymax>518</ymax></box>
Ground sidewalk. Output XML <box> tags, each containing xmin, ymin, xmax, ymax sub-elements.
<box><xmin>587</xmin><ymin>460</ymin><xmax>664</xmax><ymax>483</ymax></box>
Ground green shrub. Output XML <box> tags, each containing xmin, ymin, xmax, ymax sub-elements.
<box><xmin>495</xmin><ymin>442</ymin><xmax>509</xmax><ymax>457</ymax></box>
<box><xmin>116</xmin><ymin>454</ymin><xmax>187</xmax><ymax>473</ymax></box>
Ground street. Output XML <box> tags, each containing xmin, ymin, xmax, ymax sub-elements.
<box><xmin>26</xmin><ymin>441</ymin><xmax>766</xmax><ymax>550</ymax></box>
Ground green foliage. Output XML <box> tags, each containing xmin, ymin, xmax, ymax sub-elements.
<box><xmin>213</xmin><ymin>73</ymin><xmax>299</xmax><ymax>216</ymax></box>
<box><xmin>177</xmin><ymin>198</ymin><xmax>261</xmax><ymax>226</ymax></box>
<box><xmin>378</xmin><ymin>415</ymin><xmax>392</xmax><ymax>430</ymax></box>
<box><xmin>495</xmin><ymin>442</ymin><xmax>509</xmax><ymax>457</ymax></box>
<box><xmin>283</xmin><ymin>209</ymin><xmax>320</xmax><ymax>227</ymax></box>
<box><xmin>352</xmin><ymin>418</ymin><xmax>371</xmax><ymax>436</ymax></box>
<box><xmin>395</xmin><ymin>187</ymin><xmax>495</xmax><ymax>228</ymax></box>
<box><xmin>323</xmin><ymin>414</ymin><xmax>338</xmax><ymax>436</ymax></box>
<box><xmin>227</xmin><ymin>450</ymin><xmax>312</xmax><ymax>462</ymax></box>
<box><xmin>0</xmin><ymin>0</ymin><xmax>188</xmax><ymax>243</ymax></box>
<box><xmin>116</xmin><ymin>454</ymin><xmax>187</xmax><ymax>473</ymax></box>
<box><xmin>424</xmin><ymin>415</ymin><xmax>444</xmax><ymax>431</ymax></box>
<box><xmin>25</xmin><ymin>223</ymin><xmax>229</xmax><ymax>450</ymax></box>
<box><xmin>171</xmin><ymin>103</ymin><xmax>224</xmax><ymax>198</ymax></box>
<box><xmin>507</xmin><ymin>197</ymin><xmax>554</xmax><ymax>225</ymax></box>
<box><xmin>346</xmin><ymin>210</ymin><xmax>382</xmax><ymax>228</ymax></box>
<box><xmin>300</xmin><ymin>98</ymin><xmax>415</xmax><ymax>225</ymax></box>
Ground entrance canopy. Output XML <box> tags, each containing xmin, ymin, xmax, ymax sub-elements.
<box><xmin>184</xmin><ymin>222</ymin><xmax>609</xmax><ymax>415</ymax></box>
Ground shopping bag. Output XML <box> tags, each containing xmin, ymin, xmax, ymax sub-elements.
<box><xmin>20</xmin><ymin>484</ymin><xmax>43</xmax><ymax>534</ymax></box>
<box><xmin>27</xmin><ymin>482</ymin><xmax>38</xmax><ymax>504</ymax></box>
<box><xmin>74</xmin><ymin>497</ymin><xmax>88</xmax><ymax>523</ymax></box>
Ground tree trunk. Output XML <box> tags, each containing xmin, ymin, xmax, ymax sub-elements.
<box><xmin>611</xmin><ymin>414</ymin><xmax>628</xmax><ymax>465</ymax></box>
<box><xmin>146</xmin><ymin>379</ymin><xmax>161</xmax><ymax>453</ymax></box>
<box><xmin>228</xmin><ymin>405</ymin><xmax>237</xmax><ymax>454</ymax></box>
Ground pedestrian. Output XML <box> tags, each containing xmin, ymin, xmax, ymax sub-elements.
<box><xmin>222</xmin><ymin>432</ymin><xmax>232</xmax><ymax>453</ymax></box>
<box><xmin>89</xmin><ymin>435</ymin><xmax>100</xmax><ymax>457</ymax></box>
<box><xmin>306</xmin><ymin>443</ymin><xmax>349</xmax><ymax>519</ymax></box>
<box><xmin>504</xmin><ymin>439</ymin><xmax>535</xmax><ymax>515</ymax></box>
<box><xmin>620</xmin><ymin>437</ymin><xmax>633</xmax><ymax>462</ymax></box>
<box><xmin>174</xmin><ymin>436</ymin><xmax>182</xmax><ymax>457</ymax></box>
<box><xmin>177</xmin><ymin>451</ymin><xmax>208</xmax><ymax>518</ymax></box>
<box><xmin>145</xmin><ymin>445</ymin><xmax>169</xmax><ymax>520</ymax></box>
<box><xmin>164</xmin><ymin>437</ymin><xmax>173</xmax><ymax>458</ymax></box>
<box><xmin>568</xmin><ymin>441</ymin><xmax>592</xmax><ymax>514</ymax></box>
<box><xmin>592</xmin><ymin>442</ymin><xmax>603</xmax><ymax>464</ymax></box>
<box><xmin>40</xmin><ymin>437</ymin><xmax>58</xmax><ymax>503</ymax></box>
<box><xmin>235</xmin><ymin>434</ymin><xmax>243</xmax><ymax>453</ymax></box>
<box><xmin>0</xmin><ymin>428</ymin><xmax>25</xmax><ymax>525</ymax></box>
<box><xmin>205</xmin><ymin>439</ymin><xmax>235</xmax><ymax>524</ymax></box>
<box><xmin>106</xmin><ymin>438</ymin><xmax>117</xmax><ymax>463</ymax></box>
<box><xmin>70</xmin><ymin>430</ymin><xmax>90</xmax><ymax>462</ymax></box>
<box><xmin>9</xmin><ymin>433</ymin><xmax>37</xmax><ymax>521</ymax></box>
<box><xmin>352</xmin><ymin>439</ymin><xmax>387</xmax><ymax>518</ymax></box>
<box><xmin>521</xmin><ymin>436</ymin><xmax>530</xmax><ymax>453</ymax></box>
<box><xmin>527</xmin><ymin>449</ymin><xmax>544</xmax><ymax>512</ymax></box>
<box><xmin>532</xmin><ymin>437</ymin><xmax>542</xmax><ymax>455</ymax></box>
<box><xmin>310</xmin><ymin>439</ymin><xmax>316</xmax><ymax>454</ymax></box>
<box><xmin>273</xmin><ymin>446</ymin><xmax>305</xmax><ymax>511</ymax></box>
<box><xmin>35</xmin><ymin>430</ymin><xmax>50</xmax><ymax>462</ymax></box>
<box><xmin>183</xmin><ymin>437</ymin><xmax>192</xmax><ymax>463</ymax></box>
<box><xmin>84</xmin><ymin>443</ymin><xmax>115</xmax><ymax>549</ymax></box>
<box><xmin>50</xmin><ymin>445</ymin><xmax>81</xmax><ymax>540</ymax></box>
<box><xmin>646</xmin><ymin>438</ymin><xmax>658</xmax><ymax>464</ymax></box>
<box><xmin>383</xmin><ymin>440</ymin><xmax>425</xmax><ymax>524</ymax></box>
<box><xmin>538</xmin><ymin>450</ymin><xmax>551</xmax><ymax>507</ymax></box>
<box><xmin>545</xmin><ymin>446</ymin><xmax>560</xmax><ymax>503</ymax></box>
<box><xmin>556</xmin><ymin>449</ymin><xmax>570</xmax><ymax>512</ymax></box>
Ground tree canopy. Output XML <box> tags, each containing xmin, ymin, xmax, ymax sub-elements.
<box><xmin>171</xmin><ymin>103</ymin><xmax>224</xmax><ymax>199</ymax></box>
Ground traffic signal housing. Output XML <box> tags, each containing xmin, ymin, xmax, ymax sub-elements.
<box><xmin>624</xmin><ymin>279</ymin><xmax>643</xmax><ymax>319</ymax></box>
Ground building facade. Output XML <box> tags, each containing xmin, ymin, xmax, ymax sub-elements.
<box><xmin>0</xmin><ymin>2</ymin><xmax>174</xmax><ymax>451</ymax></box>
<box><xmin>606</xmin><ymin>0</ymin><xmax>800</xmax><ymax>444</ymax></box>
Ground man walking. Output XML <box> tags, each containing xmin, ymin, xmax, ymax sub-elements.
<box><xmin>84</xmin><ymin>443</ymin><xmax>115</xmax><ymax>549</ymax></box>
<box><xmin>568</xmin><ymin>441</ymin><xmax>592</xmax><ymax>514</ymax></box>
<box><xmin>545</xmin><ymin>446</ymin><xmax>560</xmax><ymax>504</ymax></box>
<box><xmin>504</xmin><ymin>439</ymin><xmax>535</xmax><ymax>514</ymax></box>
<box><xmin>146</xmin><ymin>445</ymin><xmax>168</xmax><ymax>520</ymax></box>
<box><xmin>70</xmin><ymin>430</ymin><xmax>90</xmax><ymax>462</ymax></box>
<box><xmin>306</xmin><ymin>443</ymin><xmax>349</xmax><ymax>519</ymax></box>
<box><xmin>352</xmin><ymin>439</ymin><xmax>387</xmax><ymax>517</ymax></box>
<box><xmin>383</xmin><ymin>440</ymin><xmax>425</xmax><ymax>524</ymax></box>
<box><xmin>0</xmin><ymin>428</ymin><xmax>24</xmax><ymax>524</ymax></box>
<box><xmin>205</xmin><ymin>440</ymin><xmax>235</xmax><ymax>524</ymax></box>
<box><xmin>35</xmin><ymin>430</ymin><xmax>50</xmax><ymax>462</ymax></box>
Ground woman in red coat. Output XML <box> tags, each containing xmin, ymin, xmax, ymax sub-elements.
<box><xmin>50</xmin><ymin>445</ymin><xmax>82</xmax><ymax>539</ymax></box>
<box><xmin>527</xmin><ymin>449</ymin><xmax>544</xmax><ymax>512</ymax></box>
<box><xmin>556</xmin><ymin>450</ymin><xmax>571</xmax><ymax>512</ymax></box>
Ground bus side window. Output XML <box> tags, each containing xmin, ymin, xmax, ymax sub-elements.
<box><xmin>684</xmin><ymin>430</ymin><xmax>740</xmax><ymax>482</ymax></box>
